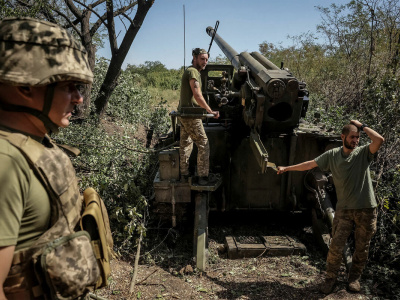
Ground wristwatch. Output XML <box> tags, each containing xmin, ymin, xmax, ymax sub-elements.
<box><xmin>360</xmin><ymin>124</ymin><xmax>368</xmax><ymax>131</ymax></box>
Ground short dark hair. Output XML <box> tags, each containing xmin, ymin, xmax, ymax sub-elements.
<box><xmin>342</xmin><ymin>124</ymin><xmax>359</xmax><ymax>135</ymax></box>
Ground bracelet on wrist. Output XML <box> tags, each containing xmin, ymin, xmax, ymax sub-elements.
<box><xmin>360</xmin><ymin>124</ymin><xmax>368</xmax><ymax>131</ymax></box>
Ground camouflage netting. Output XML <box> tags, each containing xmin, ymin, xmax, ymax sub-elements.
<box><xmin>0</xmin><ymin>17</ymin><xmax>93</xmax><ymax>86</ymax></box>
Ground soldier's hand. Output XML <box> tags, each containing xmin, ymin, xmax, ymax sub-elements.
<box><xmin>277</xmin><ymin>166</ymin><xmax>287</xmax><ymax>175</ymax></box>
<box><xmin>212</xmin><ymin>111</ymin><xmax>220</xmax><ymax>119</ymax></box>
<box><xmin>350</xmin><ymin>120</ymin><xmax>362</xmax><ymax>128</ymax></box>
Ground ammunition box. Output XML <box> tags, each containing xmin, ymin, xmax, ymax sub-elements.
<box><xmin>158</xmin><ymin>149</ymin><xmax>179</xmax><ymax>181</ymax></box>
<box><xmin>153</xmin><ymin>172</ymin><xmax>191</xmax><ymax>203</ymax></box>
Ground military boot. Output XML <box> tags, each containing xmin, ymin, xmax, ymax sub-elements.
<box><xmin>198</xmin><ymin>173</ymin><xmax>219</xmax><ymax>186</ymax></box>
<box><xmin>348</xmin><ymin>274</ymin><xmax>361</xmax><ymax>292</ymax></box>
<box><xmin>181</xmin><ymin>174</ymin><xmax>189</xmax><ymax>183</ymax></box>
<box><xmin>198</xmin><ymin>176</ymin><xmax>208</xmax><ymax>185</ymax></box>
<box><xmin>320</xmin><ymin>277</ymin><xmax>336</xmax><ymax>294</ymax></box>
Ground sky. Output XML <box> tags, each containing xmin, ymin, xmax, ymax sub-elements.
<box><xmin>97</xmin><ymin>0</ymin><xmax>350</xmax><ymax>70</ymax></box>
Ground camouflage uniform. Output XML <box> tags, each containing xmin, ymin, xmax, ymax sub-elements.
<box><xmin>179</xmin><ymin>117</ymin><xmax>209</xmax><ymax>177</ymax></box>
<box><xmin>326</xmin><ymin>208</ymin><xmax>377</xmax><ymax>280</ymax></box>
<box><xmin>178</xmin><ymin>63</ymin><xmax>210</xmax><ymax>178</ymax></box>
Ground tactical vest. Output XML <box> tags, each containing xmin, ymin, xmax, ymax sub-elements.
<box><xmin>0</xmin><ymin>130</ymin><xmax>100</xmax><ymax>300</ymax></box>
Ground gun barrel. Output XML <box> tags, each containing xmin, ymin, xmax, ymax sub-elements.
<box><xmin>250</xmin><ymin>52</ymin><xmax>280</xmax><ymax>71</ymax></box>
<box><xmin>206</xmin><ymin>26</ymin><xmax>240</xmax><ymax>69</ymax></box>
<box><xmin>205</xmin><ymin>25</ymin><xmax>306</xmax><ymax>133</ymax></box>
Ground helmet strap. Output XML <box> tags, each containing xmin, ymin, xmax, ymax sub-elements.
<box><xmin>0</xmin><ymin>83</ymin><xmax>60</xmax><ymax>134</ymax></box>
<box><xmin>41</xmin><ymin>83</ymin><xmax>59</xmax><ymax>134</ymax></box>
<box><xmin>42</xmin><ymin>83</ymin><xmax>55</xmax><ymax>115</ymax></box>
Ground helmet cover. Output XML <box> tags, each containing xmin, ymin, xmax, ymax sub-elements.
<box><xmin>0</xmin><ymin>17</ymin><xmax>93</xmax><ymax>86</ymax></box>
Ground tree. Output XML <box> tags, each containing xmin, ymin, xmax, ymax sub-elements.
<box><xmin>3</xmin><ymin>0</ymin><xmax>154</xmax><ymax>118</ymax></box>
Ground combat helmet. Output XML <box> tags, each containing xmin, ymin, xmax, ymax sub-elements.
<box><xmin>0</xmin><ymin>17</ymin><xmax>93</xmax><ymax>133</ymax></box>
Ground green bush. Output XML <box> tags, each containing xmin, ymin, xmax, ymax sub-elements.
<box><xmin>53</xmin><ymin>57</ymin><xmax>171</xmax><ymax>254</ymax></box>
<box><xmin>125</xmin><ymin>61</ymin><xmax>183</xmax><ymax>90</ymax></box>
<box><xmin>362</xmin><ymin>75</ymin><xmax>400</xmax><ymax>281</ymax></box>
<box><xmin>55</xmin><ymin>118</ymin><xmax>155</xmax><ymax>253</ymax></box>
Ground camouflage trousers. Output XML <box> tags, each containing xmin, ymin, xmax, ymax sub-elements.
<box><xmin>326</xmin><ymin>208</ymin><xmax>377</xmax><ymax>280</ymax></box>
<box><xmin>178</xmin><ymin>117</ymin><xmax>209</xmax><ymax>177</ymax></box>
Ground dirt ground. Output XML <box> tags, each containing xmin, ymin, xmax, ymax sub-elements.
<box><xmin>94</xmin><ymin>211</ymin><xmax>386</xmax><ymax>300</ymax></box>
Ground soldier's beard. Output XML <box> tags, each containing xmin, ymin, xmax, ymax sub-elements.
<box><xmin>193</xmin><ymin>62</ymin><xmax>204</xmax><ymax>71</ymax></box>
<box><xmin>344</xmin><ymin>139</ymin><xmax>357</xmax><ymax>150</ymax></box>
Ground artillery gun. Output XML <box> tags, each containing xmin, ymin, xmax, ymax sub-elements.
<box><xmin>153</xmin><ymin>24</ymin><xmax>345</xmax><ymax>270</ymax></box>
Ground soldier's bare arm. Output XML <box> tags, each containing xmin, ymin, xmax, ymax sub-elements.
<box><xmin>277</xmin><ymin>160</ymin><xmax>318</xmax><ymax>174</ymax></box>
<box><xmin>190</xmin><ymin>79</ymin><xmax>219</xmax><ymax>119</ymax></box>
<box><xmin>0</xmin><ymin>245</ymin><xmax>15</xmax><ymax>300</ymax></box>
<box><xmin>350</xmin><ymin>120</ymin><xmax>384</xmax><ymax>154</ymax></box>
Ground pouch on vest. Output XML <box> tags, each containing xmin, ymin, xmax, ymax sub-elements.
<box><xmin>39</xmin><ymin>231</ymin><xmax>100</xmax><ymax>299</ymax></box>
<box><xmin>81</xmin><ymin>188</ymin><xmax>113</xmax><ymax>289</ymax></box>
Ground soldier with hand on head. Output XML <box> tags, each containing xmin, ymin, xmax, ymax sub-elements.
<box><xmin>0</xmin><ymin>17</ymin><xmax>108</xmax><ymax>300</ymax></box>
<box><xmin>178</xmin><ymin>48</ymin><xmax>219</xmax><ymax>186</ymax></box>
<box><xmin>277</xmin><ymin>120</ymin><xmax>384</xmax><ymax>294</ymax></box>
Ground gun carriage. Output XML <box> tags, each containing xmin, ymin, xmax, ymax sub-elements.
<box><xmin>153</xmin><ymin>24</ymin><xmax>344</xmax><ymax>270</ymax></box>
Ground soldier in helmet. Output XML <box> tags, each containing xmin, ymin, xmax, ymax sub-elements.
<box><xmin>0</xmin><ymin>17</ymin><xmax>99</xmax><ymax>299</ymax></box>
<box><xmin>178</xmin><ymin>48</ymin><xmax>219</xmax><ymax>185</ymax></box>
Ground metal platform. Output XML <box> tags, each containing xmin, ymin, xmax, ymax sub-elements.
<box><xmin>225</xmin><ymin>235</ymin><xmax>306</xmax><ymax>259</ymax></box>
<box><xmin>189</xmin><ymin>175</ymin><xmax>222</xmax><ymax>192</ymax></box>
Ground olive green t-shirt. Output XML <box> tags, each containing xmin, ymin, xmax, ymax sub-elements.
<box><xmin>178</xmin><ymin>66</ymin><xmax>201</xmax><ymax>110</ymax></box>
<box><xmin>0</xmin><ymin>138</ymin><xmax>51</xmax><ymax>250</ymax></box>
<box><xmin>314</xmin><ymin>144</ymin><xmax>377</xmax><ymax>210</ymax></box>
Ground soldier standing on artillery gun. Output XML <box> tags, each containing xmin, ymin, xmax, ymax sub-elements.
<box><xmin>178</xmin><ymin>48</ymin><xmax>219</xmax><ymax>185</ymax></box>
<box><xmin>277</xmin><ymin>120</ymin><xmax>384</xmax><ymax>294</ymax></box>
<box><xmin>0</xmin><ymin>17</ymin><xmax>108</xmax><ymax>299</ymax></box>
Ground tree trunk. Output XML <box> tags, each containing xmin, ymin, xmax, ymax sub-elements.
<box><xmin>94</xmin><ymin>67</ymin><xmax>121</xmax><ymax>117</ymax></box>
<box><xmin>75</xmin><ymin>9</ymin><xmax>95</xmax><ymax>118</ymax></box>
<box><xmin>94</xmin><ymin>0</ymin><xmax>154</xmax><ymax>118</ymax></box>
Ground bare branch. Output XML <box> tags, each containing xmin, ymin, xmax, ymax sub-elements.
<box><xmin>52</xmin><ymin>6</ymin><xmax>82</xmax><ymax>37</ymax></box>
<box><xmin>106</xmin><ymin>0</ymin><xmax>118</xmax><ymax>55</ymax></box>
<box><xmin>122</xmin><ymin>12</ymin><xmax>134</xmax><ymax>24</ymax></box>
<box><xmin>118</xmin><ymin>15</ymin><xmax>129</xmax><ymax>32</ymax></box>
<box><xmin>71</xmin><ymin>0</ymin><xmax>106</xmax><ymax>23</ymax></box>
<box><xmin>64</xmin><ymin>0</ymin><xmax>82</xmax><ymax>19</ymax></box>
<box><xmin>90</xmin><ymin>1</ymin><xmax>138</xmax><ymax>41</ymax></box>
<box><xmin>90</xmin><ymin>0</ymin><xmax>107</xmax><ymax>8</ymax></box>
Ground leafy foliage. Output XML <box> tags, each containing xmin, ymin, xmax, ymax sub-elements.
<box><xmin>126</xmin><ymin>61</ymin><xmax>183</xmax><ymax>91</ymax></box>
<box><xmin>56</xmin><ymin>118</ymin><xmax>152</xmax><ymax>252</ymax></box>
<box><xmin>0</xmin><ymin>0</ymin><xmax>50</xmax><ymax>18</ymax></box>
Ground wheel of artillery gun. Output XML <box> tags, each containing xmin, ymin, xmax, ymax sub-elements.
<box><xmin>311</xmin><ymin>207</ymin><xmax>331</xmax><ymax>254</ymax></box>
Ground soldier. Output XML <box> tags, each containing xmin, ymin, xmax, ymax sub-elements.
<box><xmin>178</xmin><ymin>48</ymin><xmax>219</xmax><ymax>185</ymax></box>
<box><xmin>0</xmin><ymin>17</ymin><xmax>101</xmax><ymax>299</ymax></box>
<box><xmin>277</xmin><ymin>120</ymin><xmax>384</xmax><ymax>294</ymax></box>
